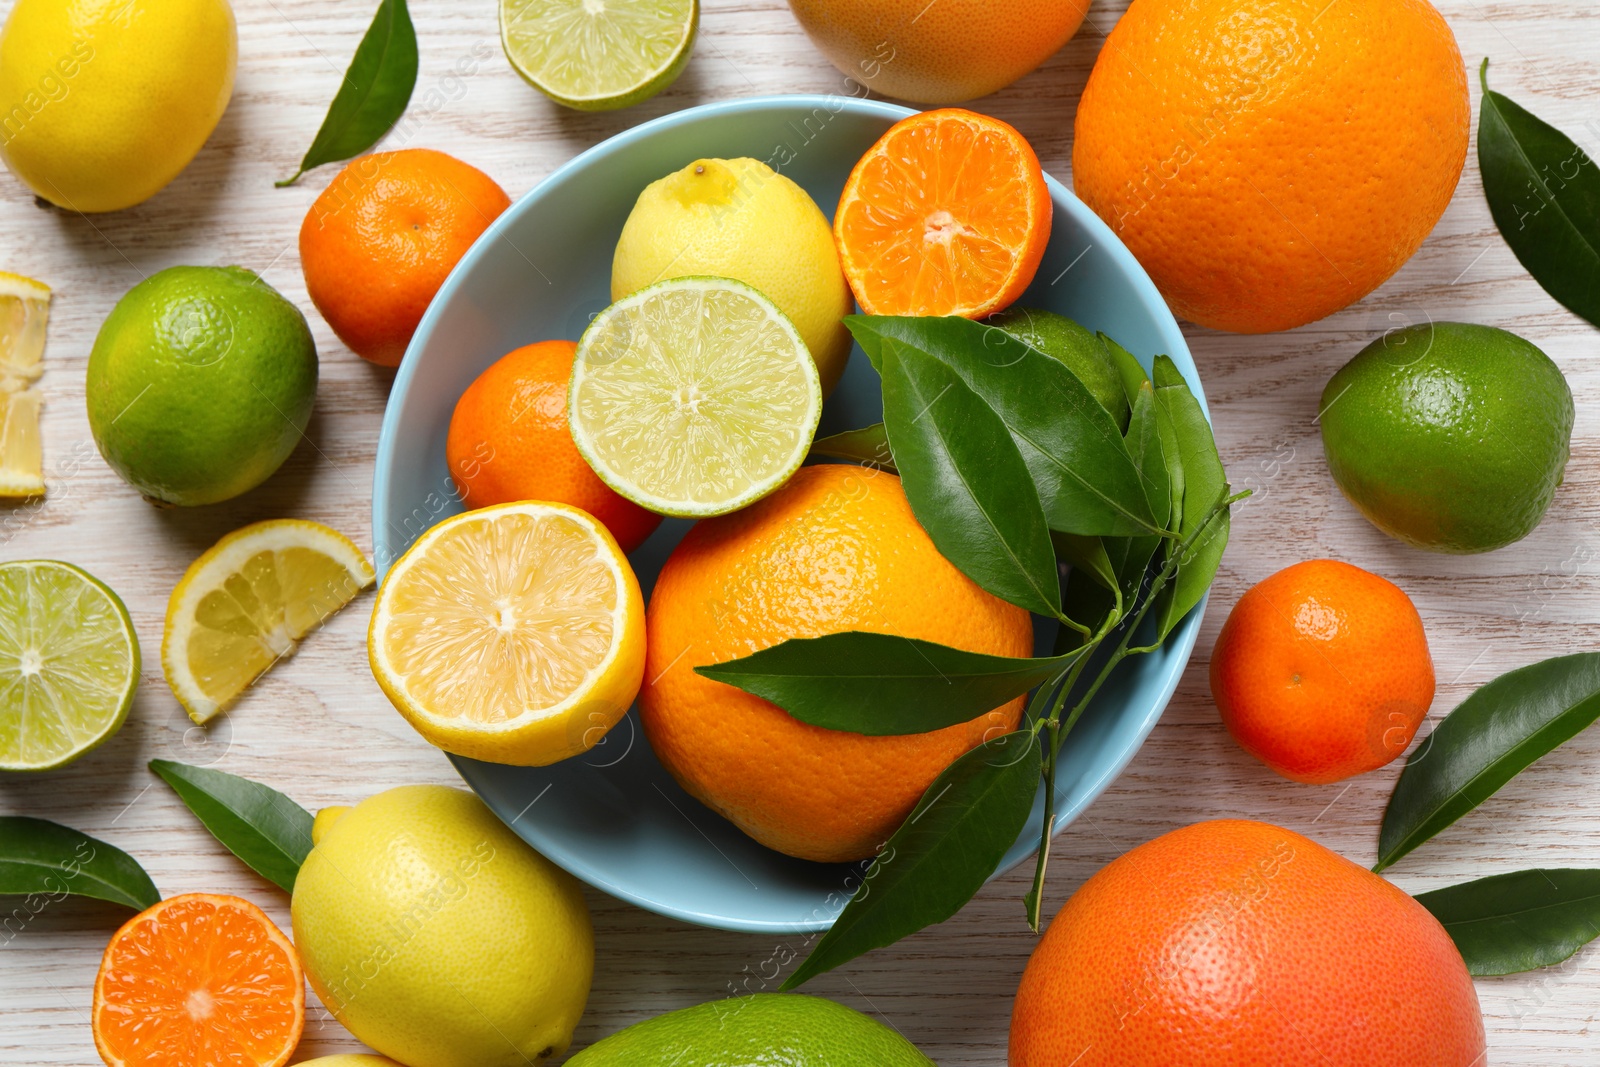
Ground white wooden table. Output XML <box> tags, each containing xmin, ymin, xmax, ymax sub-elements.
<box><xmin>3</xmin><ymin>0</ymin><xmax>1598</xmax><ymax>1062</ymax></box>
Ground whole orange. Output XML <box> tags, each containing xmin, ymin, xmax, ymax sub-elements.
<box><xmin>1010</xmin><ymin>820</ymin><xmax>1485</xmax><ymax>1067</ymax></box>
<box><xmin>1072</xmin><ymin>0</ymin><xmax>1469</xmax><ymax>333</ymax></box>
<box><xmin>640</xmin><ymin>462</ymin><xmax>1032</xmax><ymax>863</ymax></box>
<box><xmin>300</xmin><ymin>149</ymin><xmax>510</xmax><ymax>366</ymax></box>
<box><xmin>786</xmin><ymin>0</ymin><xmax>1087</xmax><ymax>104</ymax></box>
<box><xmin>445</xmin><ymin>340</ymin><xmax>661</xmax><ymax>553</ymax></box>
<box><xmin>1210</xmin><ymin>559</ymin><xmax>1435</xmax><ymax>784</ymax></box>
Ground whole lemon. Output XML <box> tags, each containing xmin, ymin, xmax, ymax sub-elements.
<box><xmin>612</xmin><ymin>157</ymin><xmax>854</xmax><ymax>394</ymax></box>
<box><xmin>291</xmin><ymin>786</ymin><xmax>594</xmax><ymax>1067</ymax></box>
<box><xmin>294</xmin><ymin>1059</ymin><xmax>404</xmax><ymax>1067</ymax></box>
<box><xmin>86</xmin><ymin>266</ymin><xmax>318</xmax><ymax>506</ymax></box>
<box><xmin>0</xmin><ymin>0</ymin><xmax>236</xmax><ymax>213</ymax></box>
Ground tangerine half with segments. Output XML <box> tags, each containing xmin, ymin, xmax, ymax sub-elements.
<box><xmin>92</xmin><ymin>892</ymin><xmax>305</xmax><ymax>1067</ymax></box>
<box><xmin>834</xmin><ymin>108</ymin><xmax>1051</xmax><ymax>319</ymax></box>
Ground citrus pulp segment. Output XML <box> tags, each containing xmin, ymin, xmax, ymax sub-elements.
<box><xmin>0</xmin><ymin>272</ymin><xmax>50</xmax><ymax>498</ymax></box>
<box><xmin>500</xmin><ymin>0</ymin><xmax>698</xmax><ymax>111</ymax></box>
<box><xmin>368</xmin><ymin>502</ymin><xmax>645</xmax><ymax>766</ymax></box>
<box><xmin>569</xmin><ymin>277</ymin><xmax>822</xmax><ymax>517</ymax></box>
<box><xmin>0</xmin><ymin>561</ymin><xmax>138</xmax><ymax>771</ymax></box>
<box><xmin>162</xmin><ymin>520</ymin><xmax>375</xmax><ymax>724</ymax></box>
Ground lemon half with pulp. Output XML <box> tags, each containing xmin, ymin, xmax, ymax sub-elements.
<box><xmin>368</xmin><ymin>501</ymin><xmax>645</xmax><ymax>766</ymax></box>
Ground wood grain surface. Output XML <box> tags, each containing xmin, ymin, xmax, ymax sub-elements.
<box><xmin>3</xmin><ymin>0</ymin><xmax>1599</xmax><ymax>1063</ymax></box>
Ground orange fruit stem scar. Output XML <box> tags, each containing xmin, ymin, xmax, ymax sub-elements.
<box><xmin>834</xmin><ymin>108</ymin><xmax>1051</xmax><ymax>319</ymax></box>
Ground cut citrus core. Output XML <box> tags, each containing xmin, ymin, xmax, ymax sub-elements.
<box><xmin>162</xmin><ymin>520</ymin><xmax>375</xmax><ymax>724</ymax></box>
<box><xmin>500</xmin><ymin>0</ymin><xmax>697</xmax><ymax>111</ymax></box>
<box><xmin>835</xmin><ymin>108</ymin><xmax>1051</xmax><ymax>319</ymax></box>
<box><xmin>0</xmin><ymin>560</ymin><xmax>138</xmax><ymax>771</ymax></box>
<box><xmin>368</xmin><ymin>501</ymin><xmax>646</xmax><ymax>766</ymax></box>
<box><xmin>93</xmin><ymin>893</ymin><xmax>305</xmax><ymax>1067</ymax></box>
<box><xmin>569</xmin><ymin>276</ymin><xmax>822</xmax><ymax>517</ymax></box>
<box><xmin>0</xmin><ymin>272</ymin><xmax>50</xmax><ymax>498</ymax></box>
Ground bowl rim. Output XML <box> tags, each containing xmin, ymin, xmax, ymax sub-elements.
<box><xmin>372</xmin><ymin>93</ymin><xmax>1207</xmax><ymax>933</ymax></box>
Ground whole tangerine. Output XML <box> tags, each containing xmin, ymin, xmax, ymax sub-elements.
<box><xmin>1210</xmin><ymin>559</ymin><xmax>1435</xmax><ymax>784</ymax></box>
<box><xmin>446</xmin><ymin>340</ymin><xmax>662</xmax><ymax>552</ymax></box>
<box><xmin>1072</xmin><ymin>0</ymin><xmax>1469</xmax><ymax>333</ymax></box>
<box><xmin>1010</xmin><ymin>820</ymin><xmax>1485</xmax><ymax>1067</ymax></box>
<box><xmin>300</xmin><ymin>148</ymin><xmax>510</xmax><ymax>366</ymax></box>
<box><xmin>640</xmin><ymin>462</ymin><xmax>1033</xmax><ymax>863</ymax></box>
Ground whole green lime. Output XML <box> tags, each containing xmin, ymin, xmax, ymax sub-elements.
<box><xmin>1320</xmin><ymin>322</ymin><xmax>1572</xmax><ymax>553</ymax></box>
<box><xmin>566</xmin><ymin>994</ymin><xmax>934</xmax><ymax>1066</ymax></box>
<box><xmin>986</xmin><ymin>306</ymin><xmax>1129</xmax><ymax>430</ymax></box>
<box><xmin>87</xmin><ymin>266</ymin><xmax>317</xmax><ymax>506</ymax></box>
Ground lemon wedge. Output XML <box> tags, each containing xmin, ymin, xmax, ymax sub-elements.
<box><xmin>0</xmin><ymin>272</ymin><xmax>51</xmax><ymax>498</ymax></box>
<box><xmin>163</xmin><ymin>520</ymin><xmax>375</xmax><ymax>724</ymax></box>
<box><xmin>368</xmin><ymin>501</ymin><xmax>645</xmax><ymax>766</ymax></box>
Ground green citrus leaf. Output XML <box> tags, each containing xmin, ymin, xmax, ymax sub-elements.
<box><xmin>850</xmin><ymin>316</ymin><xmax>1161</xmax><ymax>537</ymax></box>
<box><xmin>0</xmin><ymin>817</ymin><xmax>158</xmax><ymax>912</ymax></box>
<box><xmin>1150</xmin><ymin>355</ymin><xmax>1229</xmax><ymax>639</ymax></box>
<box><xmin>1051</xmin><ymin>531</ymin><xmax>1117</xmax><ymax>594</ymax></box>
<box><xmin>1478</xmin><ymin>60</ymin><xmax>1600</xmax><ymax>328</ymax></box>
<box><xmin>150</xmin><ymin>760</ymin><xmax>314</xmax><ymax>893</ymax></box>
<box><xmin>781</xmin><ymin>730</ymin><xmax>1040</xmax><ymax>989</ymax></box>
<box><xmin>1099</xmin><ymin>332</ymin><xmax>1150</xmax><ymax>409</ymax></box>
<box><xmin>1377</xmin><ymin>653</ymin><xmax>1600</xmax><ymax>872</ymax></box>
<box><xmin>807</xmin><ymin>423</ymin><xmax>895</xmax><ymax>473</ymax></box>
<box><xmin>877</xmin><ymin>339</ymin><xmax>1060</xmax><ymax>617</ymax></box>
<box><xmin>696</xmin><ymin>632</ymin><xmax>1082</xmax><ymax>735</ymax></box>
<box><xmin>1415</xmin><ymin>869</ymin><xmax>1600</xmax><ymax>976</ymax></box>
<box><xmin>278</xmin><ymin>0</ymin><xmax>419</xmax><ymax>187</ymax></box>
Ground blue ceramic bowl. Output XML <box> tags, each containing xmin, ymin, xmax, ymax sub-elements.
<box><xmin>373</xmin><ymin>95</ymin><xmax>1208</xmax><ymax>934</ymax></box>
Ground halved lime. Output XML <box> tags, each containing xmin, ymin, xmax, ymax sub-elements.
<box><xmin>569</xmin><ymin>276</ymin><xmax>822</xmax><ymax>517</ymax></box>
<box><xmin>501</xmin><ymin>0</ymin><xmax>698</xmax><ymax>112</ymax></box>
<box><xmin>0</xmin><ymin>561</ymin><xmax>140</xmax><ymax>771</ymax></box>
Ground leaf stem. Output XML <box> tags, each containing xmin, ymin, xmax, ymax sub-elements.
<box><xmin>1023</xmin><ymin>488</ymin><xmax>1241</xmax><ymax>930</ymax></box>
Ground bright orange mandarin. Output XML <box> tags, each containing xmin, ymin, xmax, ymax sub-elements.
<box><xmin>1210</xmin><ymin>559</ymin><xmax>1435</xmax><ymax>785</ymax></box>
<box><xmin>787</xmin><ymin>0</ymin><xmax>1089</xmax><ymax>104</ymax></box>
<box><xmin>446</xmin><ymin>340</ymin><xmax>661</xmax><ymax>552</ymax></box>
<box><xmin>93</xmin><ymin>893</ymin><xmax>305</xmax><ymax>1067</ymax></box>
<box><xmin>1010</xmin><ymin>820</ymin><xmax>1485</xmax><ymax>1067</ymax></box>
<box><xmin>300</xmin><ymin>149</ymin><xmax>511</xmax><ymax>366</ymax></box>
<box><xmin>835</xmin><ymin>109</ymin><xmax>1051</xmax><ymax>320</ymax></box>
<box><xmin>1072</xmin><ymin>0</ymin><xmax>1469</xmax><ymax>333</ymax></box>
<box><xmin>641</xmin><ymin>463</ymin><xmax>1032</xmax><ymax>863</ymax></box>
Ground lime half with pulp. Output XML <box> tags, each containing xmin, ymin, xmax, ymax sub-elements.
<box><xmin>0</xmin><ymin>561</ymin><xmax>139</xmax><ymax>771</ymax></box>
<box><xmin>501</xmin><ymin>0</ymin><xmax>698</xmax><ymax>111</ymax></box>
<box><xmin>569</xmin><ymin>276</ymin><xmax>822</xmax><ymax>517</ymax></box>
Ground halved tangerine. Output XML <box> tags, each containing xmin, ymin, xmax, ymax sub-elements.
<box><xmin>834</xmin><ymin>108</ymin><xmax>1052</xmax><ymax>319</ymax></box>
<box><xmin>92</xmin><ymin>893</ymin><xmax>305</xmax><ymax>1067</ymax></box>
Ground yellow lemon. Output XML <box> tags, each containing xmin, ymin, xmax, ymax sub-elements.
<box><xmin>0</xmin><ymin>272</ymin><xmax>50</xmax><ymax>498</ymax></box>
<box><xmin>611</xmin><ymin>157</ymin><xmax>854</xmax><ymax>394</ymax></box>
<box><xmin>293</xmin><ymin>1058</ymin><xmax>404</xmax><ymax>1067</ymax></box>
<box><xmin>291</xmin><ymin>785</ymin><xmax>594</xmax><ymax>1067</ymax></box>
<box><xmin>368</xmin><ymin>501</ymin><xmax>646</xmax><ymax>766</ymax></box>
<box><xmin>0</xmin><ymin>0</ymin><xmax>236</xmax><ymax>212</ymax></box>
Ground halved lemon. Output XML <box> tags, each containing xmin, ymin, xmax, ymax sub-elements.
<box><xmin>163</xmin><ymin>520</ymin><xmax>375</xmax><ymax>724</ymax></box>
<box><xmin>0</xmin><ymin>561</ymin><xmax>138</xmax><ymax>771</ymax></box>
<box><xmin>368</xmin><ymin>501</ymin><xmax>645</xmax><ymax>767</ymax></box>
<box><xmin>501</xmin><ymin>0</ymin><xmax>697</xmax><ymax>111</ymax></box>
<box><xmin>569</xmin><ymin>276</ymin><xmax>822</xmax><ymax>517</ymax></box>
<box><xmin>0</xmin><ymin>272</ymin><xmax>51</xmax><ymax>498</ymax></box>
